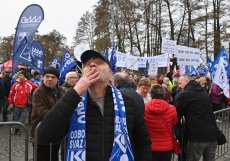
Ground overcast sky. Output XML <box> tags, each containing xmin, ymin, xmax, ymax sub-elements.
<box><xmin>0</xmin><ymin>0</ymin><xmax>98</xmax><ymax>45</ymax></box>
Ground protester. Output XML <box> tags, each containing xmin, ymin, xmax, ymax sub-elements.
<box><xmin>113</xmin><ymin>72</ymin><xmax>145</xmax><ymax>114</ymax></box>
<box><xmin>210</xmin><ymin>83</ymin><xmax>223</xmax><ymax>112</ymax></box>
<box><xmin>137</xmin><ymin>77</ymin><xmax>151</xmax><ymax>103</ymax></box>
<box><xmin>162</xmin><ymin>77</ymin><xmax>173</xmax><ymax>103</ymax></box>
<box><xmin>30</xmin><ymin>67</ymin><xmax>65</xmax><ymax>161</ymax></box>
<box><xmin>0</xmin><ymin>72</ymin><xmax>10</xmax><ymax>122</ymax></box>
<box><xmin>157</xmin><ymin>74</ymin><xmax>164</xmax><ymax>85</ymax></box>
<box><xmin>128</xmin><ymin>73</ymin><xmax>137</xmax><ymax>90</ymax></box>
<box><xmin>175</xmin><ymin>75</ymin><xmax>218</xmax><ymax>161</ymax></box>
<box><xmin>62</xmin><ymin>71</ymin><xmax>79</xmax><ymax>91</ymax></box>
<box><xmin>3</xmin><ymin>70</ymin><xmax>13</xmax><ymax>120</ymax></box>
<box><xmin>149</xmin><ymin>75</ymin><xmax>159</xmax><ymax>86</ymax></box>
<box><xmin>30</xmin><ymin>71</ymin><xmax>41</xmax><ymax>86</ymax></box>
<box><xmin>37</xmin><ymin>50</ymin><xmax>152</xmax><ymax>161</ymax></box>
<box><xmin>145</xmin><ymin>85</ymin><xmax>178</xmax><ymax>161</ymax></box>
<box><xmin>199</xmin><ymin>76</ymin><xmax>209</xmax><ymax>93</ymax></box>
<box><xmin>8</xmin><ymin>71</ymin><xmax>37</xmax><ymax>134</ymax></box>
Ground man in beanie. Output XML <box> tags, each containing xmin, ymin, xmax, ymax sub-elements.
<box><xmin>8</xmin><ymin>70</ymin><xmax>37</xmax><ymax>134</ymax></box>
<box><xmin>30</xmin><ymin>67</ymin><xmax>65</xmax><ymax>161</ymax></box>
<box><xmin>30</xmin><ymin>71</ymin><xmax>41</xmax><ymax>86</ymax></box>
<box><xmin>37</xmin><ymin>50</ymin><xmax>151</xmax><ymax>161</ymax></box>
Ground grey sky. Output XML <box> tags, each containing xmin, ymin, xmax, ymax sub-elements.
<box><xmin>0</xmin><ymin>0</ymin><xmax>97</xmax><ymax>45</ymax></box>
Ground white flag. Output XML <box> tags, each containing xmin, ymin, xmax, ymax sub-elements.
<box><xmin>213</xmin><ymin>57</ymin><xmax>230</xmax><ymax>98</ymax></box>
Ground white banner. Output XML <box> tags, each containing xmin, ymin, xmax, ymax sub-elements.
<box><xmin>116</xmin><ymin>51</ymin><xmax>127</xmax><ymax>67</ymax></box>
<box><xmin>148</xmin><ymin>61</ymin><xmax>158</xmax><ymax>76</ymax></box>
<box><xmin>175</xmin><ymin>45</ymin><xmax>200</xmax><ymax>66</ymax></box>
<box><xmin>137</xmin><ymin>57</ymin><xmax>148</xmax><ymax>68</ymax></box>
<box><xmin>148</xmin><ymin>54</ymin><xmax>168</xmax><ymax>67</ymax></box>
<box><xmin>161</xmin><ymin>39</ymin><xmax>177</xmax><ymax>55</ymax></box>
<box><xmin>213</xmin><ymin>57</ymin><xmax>230</xmax><ymax>98</ymax></box>
<box><xmin>126</xmin><ymin>55</ymin><xmax>139</xmax><ymax>70</ymax></box>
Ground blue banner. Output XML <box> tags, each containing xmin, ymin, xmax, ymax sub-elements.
<box><xmin>12</xmin><ymin>4</ymin><xmax>44</xmax><ymax>74</ymax></box>
<box><xmin>58</xmin><ymin>51</ymin><xmax>77</xmax><ymax>85</ymax></box>
<box><xmin>30</xmin><ymin>41</ymin><xmax>44</xmax><ymax>74</ymax></box>
<box><xmin>104</xmin><ymin>46</ymin><xmax>109</xmax><ymax>60</ymax></box>
<box><xmin>110</xmin><ymin>45</ymin><xmax>117</xmax><ymax>74</ymax></box>
<box><xmin>13</xmin><ymin>37</ymin><xmax>30</xmax><ymax>65</ymax></box>
<box><xmin>50</xmin><ymin>56</ymin><xmax>60</xmax><ymax>68</ymax></box>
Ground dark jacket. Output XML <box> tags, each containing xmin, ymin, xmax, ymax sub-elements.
<box><xmin>175</xmin><ymin>80</ymin><xmax>218</xmax><ymax>142</ymax></box>
<box><xmin>62</xmin><ymin>82</ymin><xmax>73</xmax><ymax>92</ymax></box>
<box><xmin>38</xmin><ymin>86</ymin><xmax>152</xmax><ymax>161</ymax></box>
<box><xmin>0</xmin><ymin>78</ymin><xmax>7</xmax><ymax>99</ymax></box>
<box><xmin>117</xmin><ymin>82</ymin><xmax>145</xmax><ymax>115</ymax></box>
<box><xmin>30</xmin><ymin>84</ymin><xmax>65</xmax><ymax>143</ymax></box>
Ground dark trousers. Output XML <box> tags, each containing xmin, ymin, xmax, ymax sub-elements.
<box><xmin>186</xmin><ymin>141</ymin><xmax>217</xmax><ymax>161</ymax></box>
<box><xmin>37</xmin><ymin>144</ymin><xmax>60</xmax><ymax>161</ymax></box>
<box><xmin>152</xmin><ymin>150</ymin><xmax>172</xmax><ymax>161</ymax></box>
<box><xmin>0</xmin><ymin>97</ymin><xmax>9</xmax><ymax>121</ymax></box>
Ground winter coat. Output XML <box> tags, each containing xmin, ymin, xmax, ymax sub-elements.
<box><xmin>145</xmin><ymin>99</ymin><xmax>178</xmax><ymax>151</ymax></box>
<box><xmin>30</xmin><ymin>84</ymin><xmax>65</xmax><ymax>143</ymax></box>
<box><xmin>210</xmin><ymin>83</ymin><xmax>222</xmax><ymax>105</ymax></box>
<box><xmin>37</xmin><ymin>86</ymin><xmax>152</xmax><ymax>161</ymax></box>
<box><xmin>117</xmin><ymin>82</ymin><xmax>145</xmax><ymax>115</ymax></box>
<box><xmin>175</xmin><ymin>80</ymin><xmax>218</xmax><ymax>142</ymax></box>
<box><xmin>8</xmin><ymin>79</ymin><xmax>37</xmax><ymax>107</ymax></box>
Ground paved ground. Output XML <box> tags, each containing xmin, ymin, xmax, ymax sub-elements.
<box><xmin>0</xmin><ymin>112</ymin><xmax>33</xmax><ymax>161</ymax></box>
<box><xmin>1</xmin><ymin>111</ymin><xmax>230</xmax><ymax>161</ymax></box>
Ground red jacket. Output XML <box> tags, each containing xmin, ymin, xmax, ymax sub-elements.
<box><xmin>145</xmin><ymin>99</ymin><xmax>178</xmax><ymax>151</ymax></box>
<box><xmin>8</xmin><ymin>79</ymin><xmax>37</xmax><ymax>107</ymax></box>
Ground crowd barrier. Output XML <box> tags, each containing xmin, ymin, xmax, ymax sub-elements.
<box><xmin>1</xmin><ymin>108</ymin><xmax>230</xmax><ymax>161</ymax></box>
<box><xmin>0</xmin><ymin>121</ymin><xmax>29</xmax><ymax>161</ymax></box>
<box><xmin>214</xmin><ymin>108</ymin><xmax>230</xmax><ymax>159</ymax></box>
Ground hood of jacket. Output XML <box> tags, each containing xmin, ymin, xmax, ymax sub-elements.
<box><xmin>145</xmin><ymin>99</ymin><xmax>171</xmax><ymax>114</ymax></box>
<box><xmin>184</xmin><ymin>80</ymin><xmax>204</xmax><ymax>92</ymax></box>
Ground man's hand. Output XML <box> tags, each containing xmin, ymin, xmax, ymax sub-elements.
<box><xmin>74</xmin><ymin>67</ymin><xmax>100</xmax><ymax>96</ymax></box>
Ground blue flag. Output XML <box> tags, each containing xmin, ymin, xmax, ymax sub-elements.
<box><xmin>144</xmin><ymin>59</ymin><xmax>149</xmax><ymax>77</ymax></box>
<box><xmin>13</xmin><ymin>37</ymin><xmax>30</xmax><ymax>65</ymax></box>
<box><xmin>196</xmin><ymin>65</ymin><xmax>208</xmax><ymax>75</ymax></box>
<box><xmin>184</xmin><ymin>65</ymin><xmax>190</xmax><ymax>74</ymax></box>
<box><xmin>50</xmin><ymin>56</ymin><xmax>60</xmax><ymax>69</ymax></box>
<box><xmin>204</xmin><ymin>55</ymin><xmax>213</xmax><ymax>76</ymax></box>
<box><xmin>12</xmin><ymin>4</ymin><xmax>44</xmax><ymax>74</ymax></box>
<box><xmin>104</xmin><ymin>46</ymin><xmax>109</xmax><ymax>60</ymax></box>
<box><xmin>30</xmin><ymin>41</ymin><xmax>44</xmax><ymax>74</ymax></box>
<box><xmin>210</xmin><ymin>47</ymin><xmax>229</xmax><ymax>78</ymax></box>
<box><xmin>58</xmin><ymin>51</ymin><xmax>77</xmax><ymax>85</ymax></box>
<box><xmin>1</xmin><ymin>64</ymin><xmax>4</xmax><ymax>71</ymax></box>
<box><xmin>110</xmin><ymin>45</ymin><xmax>117</xmax><ymax>74</ymax></box>
<box><xmin>190</xmin><ymin>66</ymin><xmax>199</xmax><ymax>76</ymax></box>
<box><xmin>130</xmin><ymin>48</ymin><xmax>134</xmax><ymax>56</ymax></box>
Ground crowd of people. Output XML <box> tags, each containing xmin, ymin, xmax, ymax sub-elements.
<box><xmin>0</xmin><ymin>49</ymin><xmax>229</xmax><ymax>161</ymax></box>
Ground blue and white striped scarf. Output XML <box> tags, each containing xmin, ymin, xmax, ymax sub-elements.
<box><xmin>66</xmin><ymin>86</ymin><xmax>134</xmax><ymax>161</ymax></box>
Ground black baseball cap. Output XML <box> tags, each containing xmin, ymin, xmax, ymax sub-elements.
<box><xmin>80</xmin><ymin>50</ymin><xmax>111</xmax><ymax>68</ymax></box>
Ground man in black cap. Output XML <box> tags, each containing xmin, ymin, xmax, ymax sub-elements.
<box><xmin>37</xmin><ymin>50</ymin><xmax>152</xmax><ymax>161</ymax></box>
<box><xmin>30</xmin><ymin>67</ymin><xmax>65</xmax><ymax>161</ymax></box>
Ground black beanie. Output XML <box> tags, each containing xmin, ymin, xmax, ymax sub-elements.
<box><xmin>43</xmin><ymin>67</ymin><xmax>60</xmax><ymax>78</ymax></box>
